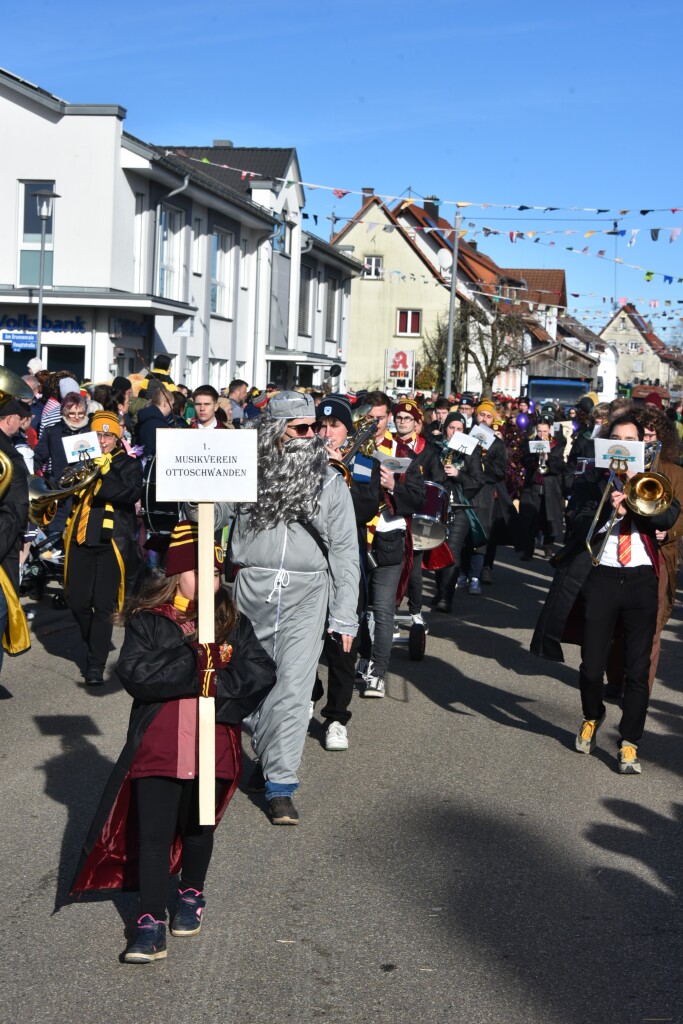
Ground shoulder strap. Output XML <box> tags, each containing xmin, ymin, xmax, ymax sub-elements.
<box><xmin>294</xmin><ymin>520</ymin><xmax>329</xmax><ymax>563</ymax></box>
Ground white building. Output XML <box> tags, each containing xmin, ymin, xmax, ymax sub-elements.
<box><xmin>0</xmin><ymin>68</ymin><xmax>360</xmax><ymax>389</ymax></box>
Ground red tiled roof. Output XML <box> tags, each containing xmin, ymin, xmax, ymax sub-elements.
<box><xmin>498</xmin><ymin>268</ymin><xmax>568</xmax><ymax>308</ymax></box>
<box><xmin>600</xmin><ymin>303</ymin><xmax>682</xmax><ymax>365</ymax></box>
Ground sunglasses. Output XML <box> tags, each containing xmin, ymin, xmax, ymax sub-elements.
<box><xmin>287</xmin><ymin>422</ymin><xmax>315</xmax><ymax>436</ymax></box>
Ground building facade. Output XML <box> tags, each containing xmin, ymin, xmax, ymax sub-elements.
<box><xmin>0</xmin><ymin>69</ymin><xmax>359</xmax><ymax>390</ymax></box>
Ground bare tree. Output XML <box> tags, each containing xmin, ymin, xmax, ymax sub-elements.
<box><xmin>422</xmin><ymin>302</ymin><xmax>527</xmax><ymax>396</ymax></box>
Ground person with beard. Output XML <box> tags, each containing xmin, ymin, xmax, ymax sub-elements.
<box><xmin>392</xmin><ymin>398</ymin><xmax>445</xmax><ymax>625</ymax></box>
<box><xmin>189</xmin><ymin>392</ymin><xmax>359</xmax><ymax>824</ymax></box>
<box><xmin>356</xmin><ymin>392</ymin><xmax>426</xmax><ymax>697</ymax></box>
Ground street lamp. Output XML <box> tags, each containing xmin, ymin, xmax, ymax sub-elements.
<box><xmin>33</xmin><ymin>189</ymin><xmax>60</xmax><ymax>365</ymax></box>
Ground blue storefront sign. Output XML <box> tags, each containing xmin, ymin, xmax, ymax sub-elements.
<box><xmin>3</xmin><ymin>332</ymin><xmax>37</xmax><ymax>351</ymax></box>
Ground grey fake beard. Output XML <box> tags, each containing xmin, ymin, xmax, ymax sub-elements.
<box><xmin>243</xmin><ymin>428</ymin><xmax>328</xmax><ymax>532</ymax></box>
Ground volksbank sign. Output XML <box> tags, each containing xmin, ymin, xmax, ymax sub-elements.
<box><xmin>0</xmin><ymin>314</ymin><xmax>87</xmax><ymax>333</ymax></box>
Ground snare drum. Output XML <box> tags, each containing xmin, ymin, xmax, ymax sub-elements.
<box><xmin>411</xmin><ymin>480</ymin><xmax>448</xmax><ymax>551</ymax></box>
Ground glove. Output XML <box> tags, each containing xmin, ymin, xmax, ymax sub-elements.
<box><xmin>192</xmin><ymin>641</ymin><xmax>233</xmax><ymax>698</ymax></box>
<box><xmin>93</xmin><ymin>453</ymin><xmax>112</xmax><ymax>475</ymax></box>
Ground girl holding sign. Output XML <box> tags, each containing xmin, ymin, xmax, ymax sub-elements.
<box><xmin>70</xmin><ymin>521</ymin><xmax>275</xmax><ymax>964</ymax></box>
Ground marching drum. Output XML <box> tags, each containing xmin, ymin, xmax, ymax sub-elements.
<box><xmin>411</xmin><ymin>481</ymin><xmax>448</xmax><ymax>551</ymax></box>
<box><xmin>141</xmin><ymin>455</ymin><xmax>182</xmax><ymax>537</ymax></box>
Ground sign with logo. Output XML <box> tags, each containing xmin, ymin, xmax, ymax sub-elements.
<box><xmin>385</xmin><ymin>348</ymin><xmax>415</xmax><ymax>391</ymax></box>
<box><xmin>156</xmin><ymin>429</ymin><xmax>258</xmax><ymax>503</ymax></box>
<box><xmin>62</xmin><ymin>432</ymin><xmax>99</xmax><ymax>463</ymax></box>
<box><xmin>594</xmin><ymin>438</ymin><xmax>644</xmax><ymax>474</ymax></box>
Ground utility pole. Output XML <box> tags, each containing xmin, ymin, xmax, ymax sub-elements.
<box><xmin>444</xmin><ymin>209</ymin><xmax>463</xmax><ymax>397</ymax></box>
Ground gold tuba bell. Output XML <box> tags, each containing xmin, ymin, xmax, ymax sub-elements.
<box><xmin>0</xmin><ymin>366</ymin><xmax>35</xmax><ymax>503</ymax></box>
<box><xmin>29</xmin><ymin>458</ymin><xmax>101</xmax><ymax>528</ymax></box>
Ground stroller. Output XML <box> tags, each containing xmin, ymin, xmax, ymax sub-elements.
<box><xmin>20</xmin><ymin>532</ymin><xmax>68</xmax><ymax>609</ymax></box>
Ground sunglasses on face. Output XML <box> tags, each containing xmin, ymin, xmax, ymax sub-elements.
<box><xmin>287</xmin><ymin>422</ymin><xmax>315</xmax><ymax>436</ymax></box>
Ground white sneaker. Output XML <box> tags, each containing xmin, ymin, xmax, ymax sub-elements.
<box><xmin>363</xmin><ymin>674</ymin><xmax>385</xmax><ymax>699</ymax></box>
<box><xmin>411</xmin><ymin>613</ymin><xmax>425</xmax><ymax>627</ymax></box>
<box><xmin>355</xmin><ymin>657</ymin><xmax>371</xmax><ymax>679</ymax></box>
<box><xmin>309</xmin><ymin>700</ymin><xmax>315</xmax><ymax>720</ymax></box>
<box><xmin>325</xmin><ymin>722</ymin><xmax>349</xmax><ymax>751</ymax></box>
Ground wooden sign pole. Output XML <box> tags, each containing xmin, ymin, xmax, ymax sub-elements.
<box><xmin>197</xmin><ymin>501</ymin><xmax>216</xmax><ymax>826</ymax></box>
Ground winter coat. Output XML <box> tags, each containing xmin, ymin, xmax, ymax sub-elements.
<box><xmin>135</xmin><ymin>403</ymin><xmax>175</xmax><ymax>457</ymax></box>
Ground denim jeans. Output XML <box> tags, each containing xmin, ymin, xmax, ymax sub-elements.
<box><xmin>359</xmin><ymin>561</ymin><xmax>403</xmax><ymax>679</ymax></box>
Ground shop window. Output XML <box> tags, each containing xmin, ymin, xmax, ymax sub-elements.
<box><xmin>19</xmin><ymin>180</ymin><xmax>55</xmax><ymax>286</ymax></box>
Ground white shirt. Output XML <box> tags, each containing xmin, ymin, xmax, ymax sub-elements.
<box><xmin>598</xmin><ymin>516</ymin><xmax>652</xmax><ymax>569</ymax></box>
<box><xmin>196</xmin><ymin>417</ymin><xmax>218</xmax><ymax>430</ymax></box>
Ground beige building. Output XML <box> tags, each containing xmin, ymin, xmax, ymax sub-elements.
<box><xmin>599</xmin><ymin>303</ymin><xmax>683</xmax><ymax>393</ymax></box>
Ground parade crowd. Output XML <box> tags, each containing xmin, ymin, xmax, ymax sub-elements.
<box><xmin>1</xmin><ymin>354</ymin><xmax>682</xmax><ymax>964</ymax></box>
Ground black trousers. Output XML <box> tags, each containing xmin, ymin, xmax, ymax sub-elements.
<box><xmin>67</xmin><ymin>543</ymin><xmax>121</xmax><ymax>671</ymax></box>
<box><xmin>136</xmin><ymin>776</ymin><xmax>219</xmax><ymax>920</ymax></box>
<box><xmin>519</xmin><ymin>491</ymin><xmax>554</xmax><ymax>556</ymax></box>
<box><xmin>579</xmin><ymin>565</ymin><xmax>658</xmax><ymax>745</ymax></box>
<box><xmin>312</xmin><ymin>631</ymin><xmax>359</xmax><ymax>726</ymax></box>
<box><xmin>406</xmin><ymin>551</ymin><xmax>424</xmax><ymax>614</ymax></box>
<box><xmin>435</xmin><ymin>511</ymin><xmax>471</xmax><ymax>602</ymax></box>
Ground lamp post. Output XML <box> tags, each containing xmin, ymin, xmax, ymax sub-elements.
<box><xmin>33</xmin><ymin>189</ymin><xmax>60</xmax><ymax>365</ymax></box>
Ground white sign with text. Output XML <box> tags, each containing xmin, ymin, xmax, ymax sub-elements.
<box><xmin>447</xmin><ymin>431</ymin><xmax>479</xmax><ymax>455</ymax></box>
<box><xmin>155</xmin><ymin>429</ymin><xmax>258</xmax><ymax>502</ymax></box>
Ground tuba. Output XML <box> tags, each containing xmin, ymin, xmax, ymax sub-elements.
<box><xmin>29</xmin><ymin>457</ymin><xmax>101</xmax><ymax>528</ymax></box>
<box><xmin>0</xmin><ymin>367</ymin><xmax>35</xmax><ymax>503</ymax></box>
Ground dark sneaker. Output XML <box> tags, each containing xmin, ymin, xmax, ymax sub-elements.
<box><xmin>247</xmin><ymin>763</ymin><xmax>266</xmax><ymax>792</ymax></box>
<box><xmin>468</xmin><ymin>578</ymin><xmax>482</xmax><ymax>596</ymax></box>
<box><xmin>267</xmin><ymin>796</ymin><xmax>300</xmax><ymax>825</ymax></box>
<box><xmin>124</xmin><ymin>915</ymin><xmax>167</xmax><ymax>964</ymax></box>
<box><xmin>481</xmin><ymin>566</ymin><xmax>493</xmax><ymax>585</ymax></box>
<box><xmin>85</xmin><ymin>667</ymin><xmax>104</xmax><ymax>686</ymax></box>
<box><xmin>618</xmin><ymin>743</ymin><xmax>642</xmax><ymax>775</ymax></box>
<box><xmin>575</xmin><ymin>712</ymin><xmax>606</xmax><ymax>754</ymax></box>
<box><xmin>170</xmin><ymin>888</ymin><xmax>206</xmax><ymax>937</ymax></box>
<box><xmin>435</xmin><ymin>600</ymin><xmax>451</xmax><ymax>614</ymax></box>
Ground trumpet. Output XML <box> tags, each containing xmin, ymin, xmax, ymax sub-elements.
<box><xmin>29</xmin><ymin>456</ymin><xmax>101</xmax><ymax>528</ymax></box>
<box><xmin>327</xmin><ymin>404</ymin><xmax>378</xmax><ymax>487</ymax></box>
<box><xmin>537</xmin><ymin>451</ymin><xmax>549</xmax><ymax>475</ymax></box>
<box><xmin>584</xmin><ymin>443</ymin><xmax>673</xmax><ymax>566</ymax></box>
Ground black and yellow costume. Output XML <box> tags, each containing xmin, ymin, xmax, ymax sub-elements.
<box><xmin>64</xmin><ymin>445</ymin><xmax>143</xmax><ymax>681</ymax></box>
<box><xmin>0</xmin><ymin>431</ymin><xmax>30</xmax><ymax>661</ymax></box>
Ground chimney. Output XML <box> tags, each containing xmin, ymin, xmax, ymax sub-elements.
<box><xmin>468</xmin><ymin>241</ymin><xmax>478</xmax><ymax>252</ymax></box>
<box><xmin>361</xmin><ymin>187</ymin><xmax>374</xmax><ymax>202</ymax></box>
<box><xmin>424</xmin><ymin>195</ymin><xmax>441</xmax><ymax>222</ymax></box>
<box><xmin>213</xmin><ymin>139</ymin><xmax>233</xmax><ymax>148</ymax></box>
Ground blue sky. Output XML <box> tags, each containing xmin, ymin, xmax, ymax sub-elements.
<box><xmin>6</xmin><ymin>0</ymin><xmax>682</xmax><ymax>336</ymax></box>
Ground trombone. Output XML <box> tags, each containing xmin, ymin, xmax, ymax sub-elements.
<box><xmin>585</xmin><ymin>443</ymin><xmax>673</xmax><ymax>566</ymax></box>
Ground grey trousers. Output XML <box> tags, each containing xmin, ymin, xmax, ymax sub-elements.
<box><xmin>359</xmin><ymin>561</ymin><xmax>403</xmax><ymax>678</ymax></box>
<box><xmin>237</xmin><ymin>566</ymin><xmax>328</xmax><ymax>786</ymax></box>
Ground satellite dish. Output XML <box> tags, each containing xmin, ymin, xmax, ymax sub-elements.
<box><xmin>437</xmin><ymin>249</ymin><xmax>453</xmax><ymax>271</ymax></box>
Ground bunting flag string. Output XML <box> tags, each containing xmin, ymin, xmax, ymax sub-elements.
<box><xmin>179</xmin><ymin>154</ymin><xmax>683</xmax><ymax>218</ymax></box>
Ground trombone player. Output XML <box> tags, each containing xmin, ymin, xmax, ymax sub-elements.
<box><xmin>531</xmin><ymin>414</ymin><xmax>680</xmax><ymax>775</ymax></box>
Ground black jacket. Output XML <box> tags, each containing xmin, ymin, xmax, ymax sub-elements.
<box><xmin>0</xmin><ymin>431</ymin><xmax>28</xmax><ymax>594</ymax></box>
<box><xmin>520</xmin><ymin>434</ymin><xmax>566</xmax><ymax>540</ymax></box>
<box><xmin>136</xmin><ymin>403</ymin><xmax>175</xmax><ymax>457</ymax></box>
<box><xmin>472</xmin><ymin>436</ymin><xmax>507</xmax><ymax>532</ymax></box>
<box><xmin>34</xmin><ymin>416</ymin><xmax>92</xmax><ymax>485</ymax></box>
<box><xmin>70</xmin><ymin>608</ymin><xmax>276</xmax><ymax>895</ymax></box>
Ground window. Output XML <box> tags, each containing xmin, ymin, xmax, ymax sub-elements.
<box><xmin>133</xmin><ymin>193</ymin><xmax>145</xmax><ymax>293</ymax></box>
<box><xmin>628</xmin><ymin>341</ymin><xmax>639</xmax><ymax>352</ymax></box>
<box><xmin>363</xmin><ymin>255</ymin><xmax>383</xmax><ymax>279</ymax></box>
<box><xmin>19</xmin><ymin>180</ymin><xmax>55</xmax><ymax>286</ymax></box>
<box><xmin>192</xmin><ymin>218</ymin><xmax>203</xmax><ymax>275</ymax></box>
<box><xmin>325</xmin><ymin>275</ymin><xmax>340</xmax><ymax>342</ymax></box>
<box><xmin>273</xmin><ymin>220</ymin><xmax>292</xmax><ymax>256</ymax></box>
<box><xmin>397</xmin><ymin>309</ymin><xmax>422</xmax><ymax>336</ymax></box>
<box><xmin>157</xmin><ymin>204</ymin><xmax>184</xmax><ymax>300</ymax></box>
<box><xmin>210</xmin><ymin>229</ymin><xmax>235</xmax><ymax>316</ymax></box>
<box><xmin>298</xmin><ymin>265</ymin><xmax>313</xmax><ymax>336</ymax></box>
<box><xmin>239</xmin><ymin>238</ymin><xmax>249</xmax><ymax>290</ymax></box>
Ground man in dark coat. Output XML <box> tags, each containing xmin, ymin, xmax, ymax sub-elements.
<box><xmin>0</xmin><ymin>398</ymin><xmax>31</xmax><ymax>667</ymax></box>
<box><xmin>518</xmin><ymin>419</ymin><xmax>566</xmax><ymax>560</ymax></box>
<box><xmin>531</xmin><ymin>414</ymin><xmax>680</xmax><ymax>775</ymax></box>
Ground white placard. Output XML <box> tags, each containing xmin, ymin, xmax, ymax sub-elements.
<box><xmin>469</xmin><ymin>424</ymin><xmax>495</xmax><ymax>450</ymax></box>
<box><xmin>447</xmin><ymin>431</ymin><xmax>479</xmax><ymax>455</ymax></box>
<box><xmin>155</xmin><ymin>429</ymin><xmax>258</xmax><ymax>502</ymax></box>
<box><xmin>372</xmin><ymin>449</ymin><xmax>412</xmax><ymax>472</ymax></box>
<box><xmin>528</xmin><ymin>439</ymin><xmax>551</xmax><ymax>454</ymax></box>
<box><xmin>62</xmin><ymin>431</ymin><xmax>99</xmax><ymax>463</ymax></box>
<box><xmin>593</xmin><ymin>438</ymin><xmax>645</xmax><ymax>475</ymax></box>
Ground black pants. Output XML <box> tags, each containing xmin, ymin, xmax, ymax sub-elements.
<box><xmin>136</xmin><ymin>776</ymin><xmax>220</xmax><ymax>920</ymax></box>
<box><xmin>435</xmin><ymin>510</ymin><xmax>471</xmax><ymax>603</ymax></box>
<box><xmin>579</xmin><ymin>565</ymin><xmax>658</xmax><ymax>745</ymax></box>
<box><xmin>406</xmin><ymin>551</ymin><xmax>424</xmax><ymax>614</ymax></box>
<box><xmin>312</xmin><ymin>631</ymin><xmax>359</xmax><ymax>726</ymax></box>
<box><xmin>67</xmin><ymin>543</ymin><xmax>121</xmax><ymax>671</ymax></box>
<box><xmin>519</xmin><ymin>491</ymin><xmax>553</xmax><ymax>556</ymax></box>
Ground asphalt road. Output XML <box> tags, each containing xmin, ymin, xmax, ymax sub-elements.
<box><xmin>1</xmin><ymin>550</ymin><xmax>682</xmax><ymax>1024</ymax></box>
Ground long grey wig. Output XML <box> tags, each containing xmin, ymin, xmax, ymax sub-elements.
<box><xmin>241</xmin><ymin>417</ymin><xmax>328</xmax><ymax>532</ymax></box>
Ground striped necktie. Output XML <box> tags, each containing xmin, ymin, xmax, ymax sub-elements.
<box><xmin>617</xmin><ymin>513</ymin><xmax>631</xmax><ymax>565</ymax></box>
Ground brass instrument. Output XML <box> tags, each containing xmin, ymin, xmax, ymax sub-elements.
<box><xmin>537</xmin><ymin>451</ymin><xmax>549</xmax><ymax>475</ymax></box>
<box><xmin>0</xmin><ymin>366</ymin><xmax>34</xmax><ymax>503</ymax></box>
<box><xmin>29</xmin><ymin>457</ymin><xmax>101</xmax><ymax>528</ymax></box>
<box><xmin>327</xmin><ymin>404</ymin><xmax>378</xmax><ymax>486</ymax></box>
<box><xmin>585</xmin><ymin>443</ymin><xmax>673</xmax><ymax>566</ymax></box>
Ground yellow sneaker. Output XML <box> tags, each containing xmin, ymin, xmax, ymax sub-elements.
<box><xmin>575</xmin><ymin>712</ymin><xmax>606</xmax><ymax>754</ymax></box>
<box><xmin>618</xmin><ymin>743</ymin><xmax>642</xmax><ymax>775</ymax></box>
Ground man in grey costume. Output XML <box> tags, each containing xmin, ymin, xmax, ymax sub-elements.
<box><xmin>190</xmin><ymin>391</ymin><xmax>359</xmax><ymax>824</ymax></box>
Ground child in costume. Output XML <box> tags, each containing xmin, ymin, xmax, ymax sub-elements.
<box><xmin>70</xmin><ymin>521</ymin><xmax>276</xmax><ymax>964</ymax></box>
